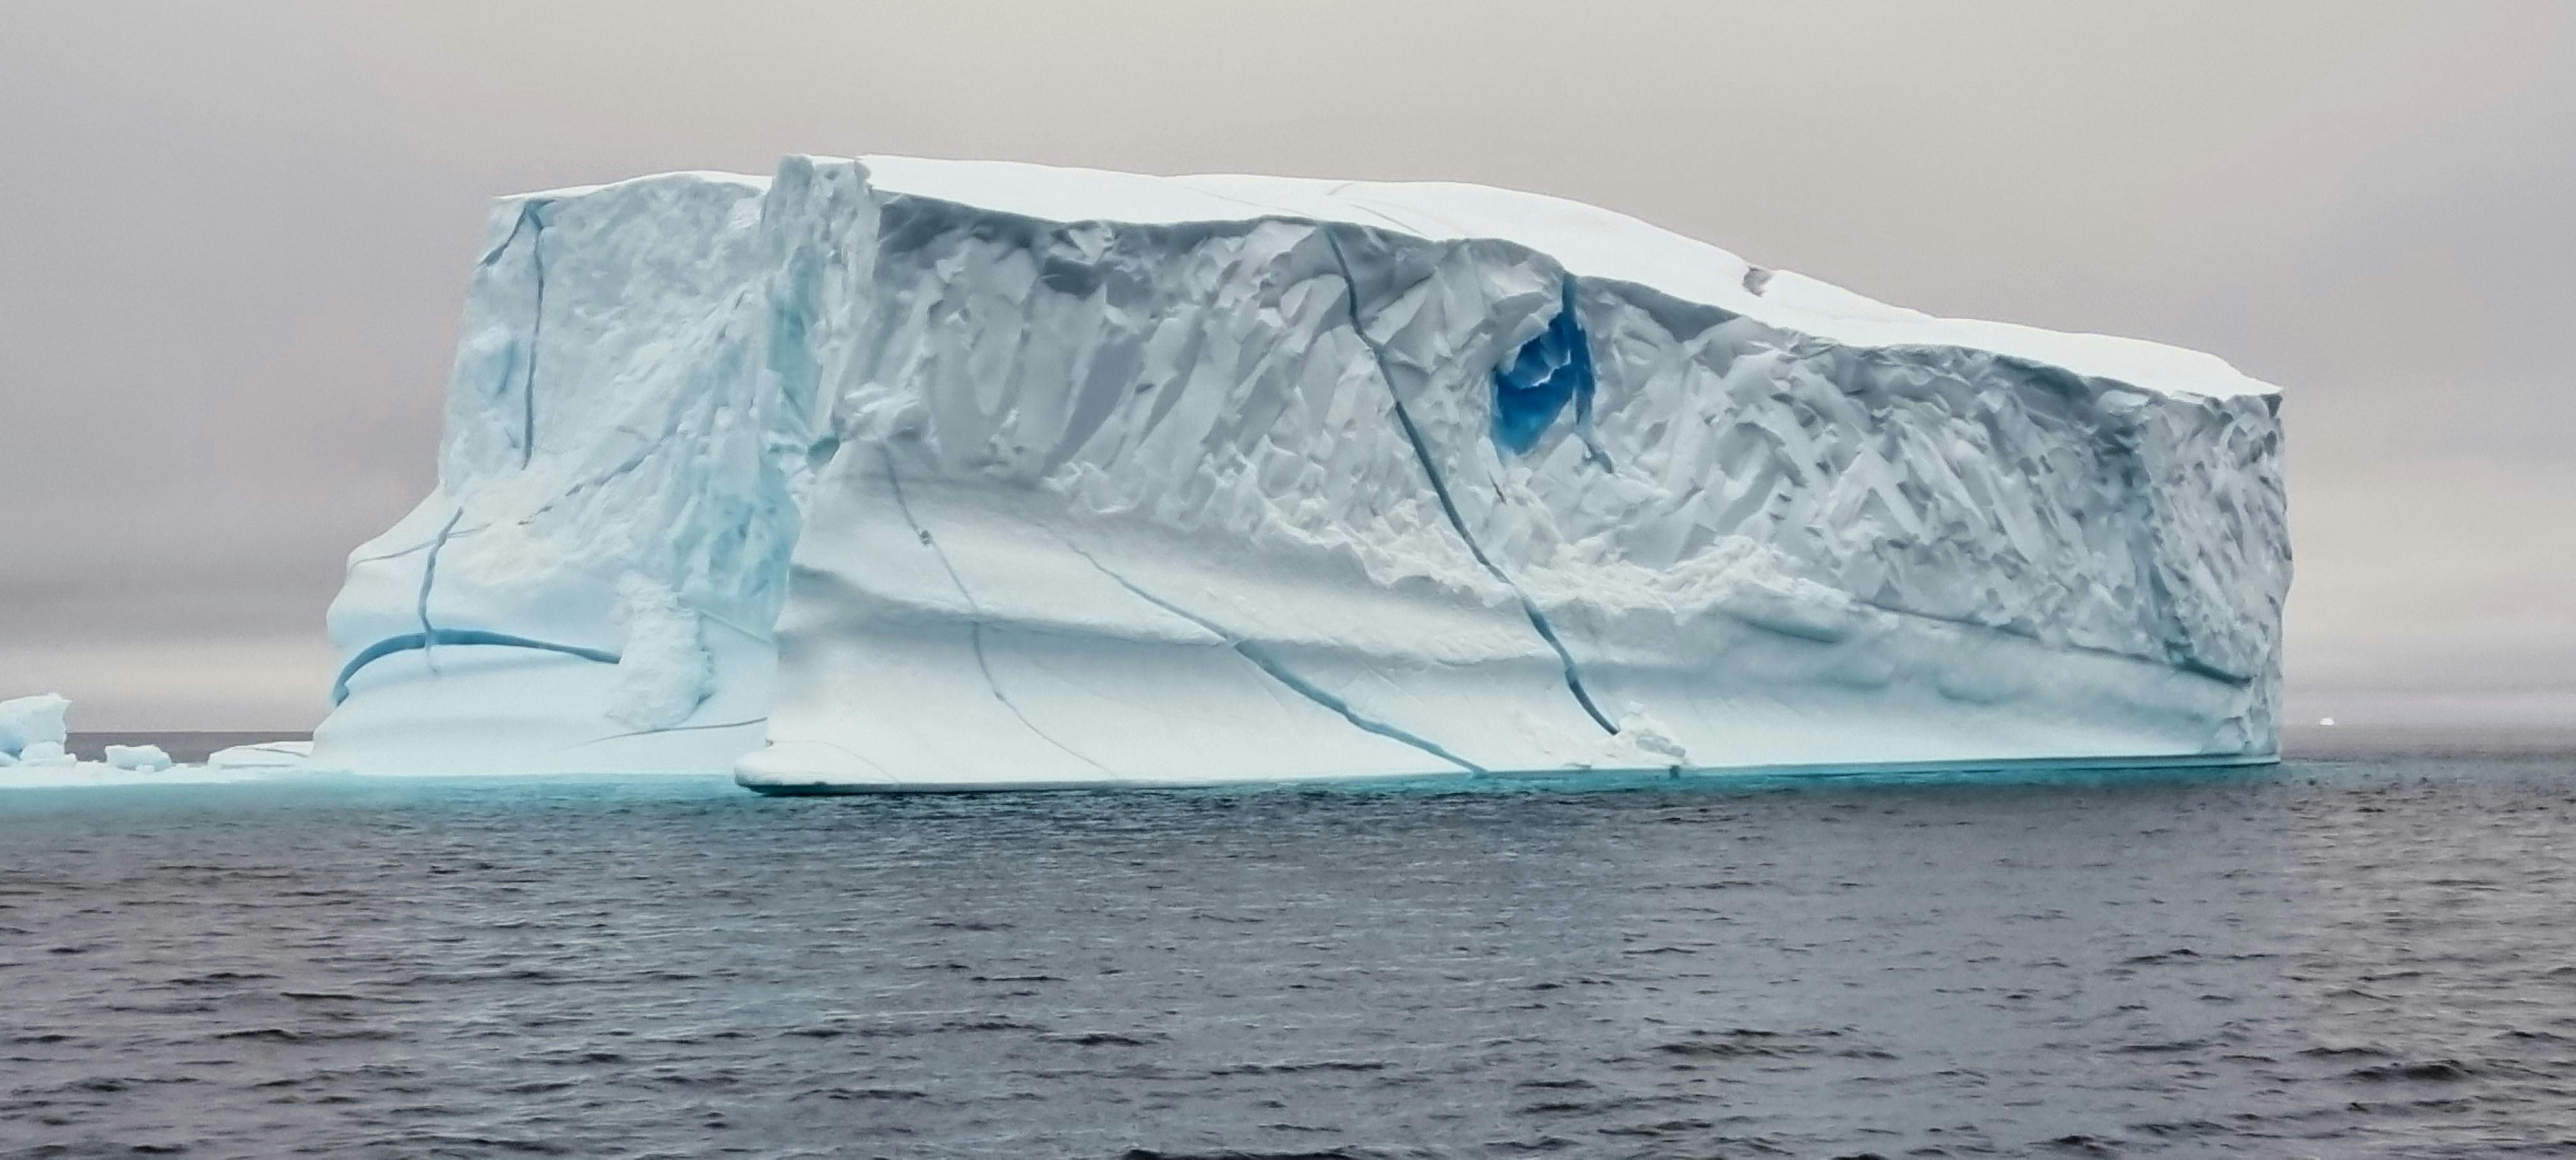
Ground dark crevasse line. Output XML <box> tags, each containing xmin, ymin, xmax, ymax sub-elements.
<box><xmin>1555</xmin><ymin>277</ymin><xmax>1617</xmax><ymax>469</ymax></box>
<box><xmin>350</xmin><ymin>521</ymin><xmax>484</xmax><ymax>568</ymax></box>
<box><xmin>579</xmin><ymin>715</ymin><xmax>770</xmax><ymax>747</ymax></box>
<box><xmin>507</xmin><ymin>203</ymin><xmax>543</xmax><ymax>466</ymax></box>
<box><xmin>332</xmin><ymin>630</ymin><xmax>619</xmax><ymax>706</ymax></box>
<box><xmin>474</xmin><ymin>201</ymin><xmax>546</xmax><ymax>468</ymax></box>
<box><xmin>1045</xmin><ymin>530</ymin><xmax>1486</xmax><ymax>775</ymax></box>
<box><xmin>879</xmin><ymin>448</ymin><xmax>1114</xmax><ymax>776</ymax></box>
<box><xmin>509</xmin><ymin>437</ymin><xmax>657</xmax><ymax>529</ymax></box>
<box><xmin>1319</xmin><ymin>227</ymin><xmax>1619</xmax><ymax>736</ymax></box>
<box><xmin>415</xmin><ymin>508</ymin><xmax>467</xmax><ymax>674</ymax></box>
<box><xmin>1851</xmin><ymin>597</ymin><xmax>2252</xmax><ymax>687</ymax></box>
<box><xmin>521</xmin><ymin>208</ymin><xmax>546</xmax><ymax>468</ymax></box>
<box><xmin>474</xmin><ymin>207</ymin><xmax>531</xmax><ymax>268</ymax></box>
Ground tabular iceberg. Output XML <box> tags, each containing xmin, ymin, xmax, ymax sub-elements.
<box><xmin>314</xmin><ymin>155</ymin><xmax>2290</xmax><ymax>791</ymax></box>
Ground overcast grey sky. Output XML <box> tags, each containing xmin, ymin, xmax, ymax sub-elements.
<box><xmin>2</xmin><ymin>1</ymin><xmax>2569</xmax><ymax>729</ymax></box>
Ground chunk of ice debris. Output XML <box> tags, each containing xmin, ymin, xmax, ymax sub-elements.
<box><xmin>1567</xmin><ymin>706</ymin><xmax>1690</xmax><ymax>771</ymax></box>
<box><xmin>0</xmin><ymin>692</ymin><xmax>70</xmax><ymax>759</ymax></box>
<box><xmin>103</xmin><ymin>744</ymin><xmax>174</xmax><ymax>772</ymax></box>
<box><xmin>606</xmin><ymin>574</ymin><xmax>714</xmax><ymax>731</ymax></box>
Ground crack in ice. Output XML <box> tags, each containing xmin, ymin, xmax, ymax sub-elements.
<box><xmin>1043</xmin><ymin>530</ymin><xmax>1486</xmax><ymax>775</ymax></box>
<box><xmin>476</xmin><ymin>201</ymin><xmax>550</xmax><ymax>468</ymax></box>
<box><xmin>1320</xmin><ymin>227</ymin><xmax>1618</xmax><ymax>736</ymax></box>
<box><xmin>880</xmin><ymin>448</ymin><xmax>1114</xmax><ymax>776</ymax></box>
<box><xmin>349</xmin><ymin>521</ymin><xmax>486</xmax><ymax>567</ymax></box>
<box><xmin>521</xmin><ymin>205</ymin><xmax>546</xmax><ymax>468</ymax></box>
<box><xmin>509</xmin><ymin>437</ymin><xmax>658</xmax><ymax>529</ymax></box>
<box><xmin>415</xmin><ymin>507</ymin><xmax>467</xmax><ymax>674</ymax></box>
<box><xmin>579</xmin><ymin>715</ymin><xmax>770</xmax><ymax>747</ymax></box>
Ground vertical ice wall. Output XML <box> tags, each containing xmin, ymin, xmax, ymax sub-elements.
<box><xmin>318</xmin><ymin>172</ymin><xmax>795</xmax><ymax>772</ymax></box>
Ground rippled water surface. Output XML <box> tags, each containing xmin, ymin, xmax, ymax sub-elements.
<box><xmin>5</xmin><ymin>736</ymin><xmax>2573</xmax><ymax>1158</ymax></box>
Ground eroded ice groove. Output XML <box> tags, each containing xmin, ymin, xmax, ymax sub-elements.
<box><xmin>317</xmin><ymin>153</ymin><xmax>2288</xmax><ymax>785</ymax></box>
<box><xmin>332</xmin><ymin>629</ymin><xmax>618</xmax><ymax>705</ymax></box>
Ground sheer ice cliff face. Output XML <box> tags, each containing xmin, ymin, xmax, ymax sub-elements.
<box><xmin>314</xmin><ymin>155</ymin><xmax>2290</xmax><ymax>788</ymax></box>
<box><xmin>319</xmin><ymin>172</ymin><xmax>792</xmax><ymax>772</ymax></box>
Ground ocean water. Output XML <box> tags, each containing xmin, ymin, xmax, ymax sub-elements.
<box><xmin>4</xmin><ymin>734</ymin><xmax>2572</xmax><ymax>1157</ymax></box>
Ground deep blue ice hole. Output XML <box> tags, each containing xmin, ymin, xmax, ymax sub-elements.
<box><xmin>1491</xmin><ymin>279</ymin><xmax>1594</xmax><ymax>455</ymax></box>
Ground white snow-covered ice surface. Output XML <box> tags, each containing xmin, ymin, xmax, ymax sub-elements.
<box><xmin>308</xmin><ymin>155</ymin><xmax>2289</xmax><ymax>793</ymax></box>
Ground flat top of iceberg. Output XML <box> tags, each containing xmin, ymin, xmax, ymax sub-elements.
<box><xmin>511</xmin><ymin>155</ymin><xmax>2274</xmax><ymax>401</ymax></box>
<box><xmin>911</xmin><ymin>158</ymin><xmax>2281</xmax><ymax>402</ymax></box>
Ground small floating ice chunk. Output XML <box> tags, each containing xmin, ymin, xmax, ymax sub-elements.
<box><xmin>103</xmin><ymin>744</ymin><xmax>174</xmax><ymax>772</ymax></box>
<box><xmin>18</xmin><ymin>741</ymin><xmax>76</xmax><ymax>767</ymax></box>
<box><xmin>0</xmin><ymin>692</ymin><xmax>70</xmax><ymax>759</ymax></box>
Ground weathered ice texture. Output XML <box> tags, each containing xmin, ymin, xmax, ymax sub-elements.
<box><xmin>313</xmin><ymin>156</ymin><xmax>2290</xmax><ymax>788</ymax></box>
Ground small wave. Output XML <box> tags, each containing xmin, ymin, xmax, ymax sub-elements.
<box><xmin>2347</xmin><ymin>1058</ymin><xmax>2478</xmax><ymax>1081</ymax></box>
<box><xmin>1206</xmin><ymin>1060</ymin><xmax>1388</xmax><ymax>1076</ymax></box>
<box><xmin>210</xmin><ymin>1027</ymin><xmax>399</xmax><ymax>1044</ymax></box>
<box><xmin>1046</xmin><ymin>1031</ymin><xmax>1164</xmax><ymax>1046</ymax></box>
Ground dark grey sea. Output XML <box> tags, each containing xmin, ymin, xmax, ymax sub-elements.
<box><xmin>5</xmin><ymin>728</ymin><xmax>2572</xmax><ymax>1158</ymax></box>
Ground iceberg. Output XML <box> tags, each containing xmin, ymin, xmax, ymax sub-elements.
<box><xmin>313</xmin><ymin>156</ymin><xmax>2291</xmax><ymax>791</ymax></box>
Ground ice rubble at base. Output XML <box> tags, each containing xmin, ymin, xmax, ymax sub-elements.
<box><xmin>314</xmin><ymin>155</ymin><xmax>2290</xmax><ymax>790</ymax></box>
<box><xmin>0</xmin><ymin>692</ymin><xmax>312</xmax><ymax>788</ymax></box>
